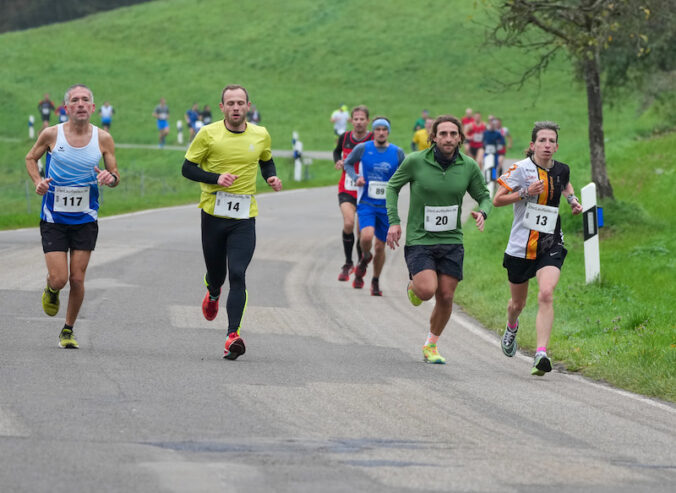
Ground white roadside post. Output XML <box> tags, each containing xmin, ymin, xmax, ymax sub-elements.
<box><xmin>581</xmin><ymin>182</ymin><xmax>600</xmax><ymax>283</ymax></box>
<box><xmin>28</xmin><ymin>115</ymin><xmax>35</xmax><ymax>139</ymax></box>
<box><xmin>176</xmin><ymin>120</ymin><xmax>184</xmax><ymax>145</ymax></box>
<box><xmin>292</xmin><ymin>131</ymin><xmax>303</xmax><ymax>182</ymax></box>
<box><xmin>483</xmin><ymin>150</ymin><xmax>497</xmax><ymax>197</ymax></box>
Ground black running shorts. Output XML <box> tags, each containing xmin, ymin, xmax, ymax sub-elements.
<box><xmin>404</xmin><ymin>244</ymin><xmax>464</xmax><ymax>280</ymax></box>
<box><xmin>503</xmin><ymin>247</ymin><xmax>567</xmax><ymax>284</ymax></box>
<box><xmin>40</xmin><ymin>220</ymin><xmax>98</xmax><ymax>253</ymax></box>
<box><xmin>338</xmin><ymin>192</ymin><xmax>357</xmax><ymax>206</ymax></box>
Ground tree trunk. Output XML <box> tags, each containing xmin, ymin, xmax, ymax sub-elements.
<box><xmin>583</xmin><ymin>52</ymin><xmax>614</xmax><ymax>199</ymax></box>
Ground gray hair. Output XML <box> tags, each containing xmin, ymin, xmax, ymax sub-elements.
<box><xmin>64</xmin><ymin>84</ymin><xmax>94</xmax><ymax>104</ymax></box>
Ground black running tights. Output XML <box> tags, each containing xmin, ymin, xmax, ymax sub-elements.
<box><xmin>201</xmin><ymin>211</ymin><xmax>256</xmax><ymax>333</ymax></box>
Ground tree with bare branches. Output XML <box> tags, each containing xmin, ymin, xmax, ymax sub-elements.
<box><xmin>489</xmin><ymin>0</ymin><xmax>674</xmax><ymax>200</ymax></box>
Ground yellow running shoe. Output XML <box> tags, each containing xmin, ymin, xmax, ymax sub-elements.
<box><xmin>407</xmin><ymin>282</ymin><xmax>422</xmax><ymax>307</ymax></box>
<box><xmin>58</xmin><ymin>328</ymin><xmax>79</xmax><ymax>349</ymax></box>
<box><xmin>422</xmin><ymin>343</ymin><xmax>446</xmax><ymax>364</ymax></box>
<box><xmin>42</xmin><ymin>285</ymin><xmax>60</xmax><ymax>316</ymax></box>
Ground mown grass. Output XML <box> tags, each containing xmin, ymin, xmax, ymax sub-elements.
<box><xmin>0</xmin><ymin>0</ymin><xmax>674</xmax><ymax>400</ymax></box>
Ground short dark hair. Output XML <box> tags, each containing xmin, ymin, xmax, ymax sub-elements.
<box><xmin>531</xmin><ymin>121</ymin><xmax>559</xmax><ymax>142</ymax></box>
<box><xmin>221</xmin><ymin>84</ymin><xmax>249</xmax><ymax>104</ymax></box>
<box><xmin>351</xmin><ymin>105</ymin><xmax>369</xmax><ymax>118</ymax></box>
<box><xmin>430</xmin><ymin>115</ymin><xmax>465</xmax><ymax>144</ymax></box>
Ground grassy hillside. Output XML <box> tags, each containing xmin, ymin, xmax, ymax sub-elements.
<box><xmin>0</xmin><ymin>0</ymin><xmax>664</xmax><ymax>152</ymax></box>
<box><xmin>0</xmin><ymin>0</ymin><xmax>673</xmax><ymax>399</ymax></box>
<box><xmin>0</xmin><ymin>0</ymin><xmax>667</xmax><ymax>224</ymax></box>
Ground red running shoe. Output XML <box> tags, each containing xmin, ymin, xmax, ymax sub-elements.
<box><xmin>370</xmin><ymin>278</ymin><xmax>382</xmax><ymax>296</ymax></box>
<box><xmin>202</xmin><ymin>292</ymin><xmax>219</xmax><ymax>321</ymax></box>
<box><xmin>224</xmin><ymin>332</ymin><xmax>246</xmax><ymax>360</ymax></box>
<box><xmin>354</xmin><ymin>252</ymin><xmax>372</xmax><ymax>279</ymax></box>
<box><xmin>338</xmin><ymin>262</ymin><xmax>355</xmax><ymax>281</ymax></box>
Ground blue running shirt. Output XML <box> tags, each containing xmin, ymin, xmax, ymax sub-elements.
<box><xmin>344</xmin><ymin>141</ymin><xmax>405</xmax><ymax>207</ymax></box>
<box><xmin>41</xmin><ymin>124</ymin><xmax>102</xmax><ymax>224</ymax></box>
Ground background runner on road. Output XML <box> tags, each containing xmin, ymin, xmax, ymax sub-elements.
<box><xmin>343</xmin><ymin>117</ymin><xmax>405</xmax><ymax>295</ymax></box>
<box><xmin>333</xmin><ymin>105</ymin><xmax>373</xmax><ymax>282</ymax></box>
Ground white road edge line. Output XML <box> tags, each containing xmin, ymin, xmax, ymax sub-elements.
<box><xmin>454</xmin><ymin>312</ymin><xmax>676</xmax><ymax>414</ymax></box>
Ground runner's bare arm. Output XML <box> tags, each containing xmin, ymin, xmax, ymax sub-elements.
<box><xmin>25</xmin><ymin>127</ymin><xmax>56</xmax><ymax>194</ymax></box>
<box><xmin>97</xmin><ymin>131</ymin><xmax>120</xmax><ymax>187</ymax></box>
<box><xmin>562</xmin><ymin>182</ymin><xmax>583</xmax><ymax>215</ymax></box>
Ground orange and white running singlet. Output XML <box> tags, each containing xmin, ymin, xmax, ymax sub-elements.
<box><xmin>497</xmin><ymin>157</ymin><xmax>570</xmax><ymax>259</ymax></box>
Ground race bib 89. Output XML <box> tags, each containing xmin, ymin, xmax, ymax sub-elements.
<box><xmin>367</xmin><ymin>180</ymin><xmax>387</xmax><ymax>200</ymax></box>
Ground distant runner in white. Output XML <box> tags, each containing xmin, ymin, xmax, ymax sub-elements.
<box><xmin>493</xmin><ymin>121</ymin><xmax>582</xmax><ymax>376</ymax></box>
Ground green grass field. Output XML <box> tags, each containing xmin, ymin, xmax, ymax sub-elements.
<box><xmin>0</xmin><ymin>0</ymin><xmax>674</xmax><ymax>400</ymax></box>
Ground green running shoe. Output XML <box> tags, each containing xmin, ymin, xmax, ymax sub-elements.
<box><xmin>42</xmin><ymin>285</ymin><xmax>60</xmax><ymax>316</ymax></box>
<box><xmin>422</xmin><ymin>343</ymin><xmax>446</xmax><ymax>364</ymax></box>
<box><xmin>58</xmin><ymin>328</ymin><xmax>79</xmax><ymax>349</ymax></box>
<box><xmin>501</xmin><ymin>321</ymin><xmax>518</xmax><ymax>357</ymax></box>
<box><xmin>407</xmin><ymin>282</ymin><xmax>422</xmax><ymax>307</ymax></box>
<box><xmin>531</xmin><ymin>352</ymin><xmax>552</xmax><ymax>376</ymax></box>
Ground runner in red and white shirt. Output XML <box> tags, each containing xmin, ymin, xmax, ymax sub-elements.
<box><xmin>465</xmin><ymin>112</ymin><xmax>487</xmax><ymax>167</ymax></box>
<box><xmin>333</xmin><ymin>105</ymin><xmax>373</xmax><ymax>281</ymax></box>
<box><xmin>461</xmin><ymin>107</ymin><xmax>473</xmax><ymax>154</ymax></box>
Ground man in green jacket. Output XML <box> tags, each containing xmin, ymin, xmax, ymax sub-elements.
<box><xmin>386</xmin><ymin>115</ymin><xmax>491</xmax><ymax>364</ymax></box>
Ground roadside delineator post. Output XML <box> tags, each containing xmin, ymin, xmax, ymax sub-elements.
<box><xmin>292</xmin><ymin>131</ymin><xmax>303</xmax><ymax>182</ymax></box>
<box><xmin>581</xmin><ymin>182</ymin><xmax>600</xmax><ymax>284</ymax></box>
<box><xmin>176</xmin><ymin>120</ymin><xmax>184</xmax><ymax>145</ymax></box>
<box><xmin>29</xmin><ymin>115</ymin><xmax>35</xmax><ymax>139</ymax></box>
<box><xmin>483</xmin><ymin>151</ymin><xmax>497</xmax><ymax>197</ymax></box>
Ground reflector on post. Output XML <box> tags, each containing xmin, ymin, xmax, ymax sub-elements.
<box><xmin>581</xmin><ymin>183</ymin><xmax>600</xmax><ymax>283</ymax></box>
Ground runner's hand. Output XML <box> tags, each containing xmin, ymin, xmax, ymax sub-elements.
<box><xmin>470</xmin><ymin>211</ymin><xmax>485</xmax><ymax>232</ymax></box>
<box><xmin>35</xmin><ymin>177</ymin><xmax>52</xmax><ymax>196</ymax></box>
<box><xmin>267</xmin><ymin>176</ymin><xmax>283</xmax><ymax>192</ymax></box>
<box><xmin>334</xmin><ymin>160</ymin><xmax>344</xmax><ymax>170</ymax></box>
<box><xmin>528</xmin><ymin>179</ymin><xmax>545</xmax><ymax>196</ymax></box>
<box><xmin>570</xmin><ymin>200</ymin><xmax>583</xmax><ymax>215</ymax></box>
<box><xmin>217</xmin><ymin>173</ymin><xmax>238</xmax><ymax>188</ymax></box>
<box><xmin>94</xmin><ymin>166</ymin><xmax>115</xmax><ymax>186</ymax></box>
<box><xmin>356</xmin><ymin>176</ymin><xmax>365</xmax><ymax>187</ymax></box>
<box><xmin>386</xmin><ymin>225</ymin><xmax>401</xmax><ymax>250</ymax></box>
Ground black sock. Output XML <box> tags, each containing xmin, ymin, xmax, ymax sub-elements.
<box><xmin>356</xmin><ymin>235</ymin><xmax>363</xmax><ymax>261</ymax></box>
<box><xmin>342</xmin><ymin>231</ymin><xmax>355</xmax><ymax>264</ymax></box>
<box><xmin>63</xmin><ymin>324</ymin><xmax>73</xmax><ymax>331</ymax></box>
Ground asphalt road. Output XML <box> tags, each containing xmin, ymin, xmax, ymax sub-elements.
<box><xmin>0</xmin><ymin>185</ymin><xmax>674</xmax><ymax>492</ymax></box>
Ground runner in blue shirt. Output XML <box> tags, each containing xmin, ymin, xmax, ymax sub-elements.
<box><xmin>344</xmin><ymin>117</ymin><xmax>405</xmax><ymax>295</ymax></box>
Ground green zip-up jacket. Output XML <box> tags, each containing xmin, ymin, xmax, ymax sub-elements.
<box><xmin>386</xmin><ymin>146</ymin><xmax>491</xmax><ymax>245</ymax></box>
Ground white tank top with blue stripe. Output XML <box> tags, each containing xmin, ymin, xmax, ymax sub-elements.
<box><xmin>42</xmin><ymin>124</ymin><xmax>102</xmax><ymax>224</ymax></box>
